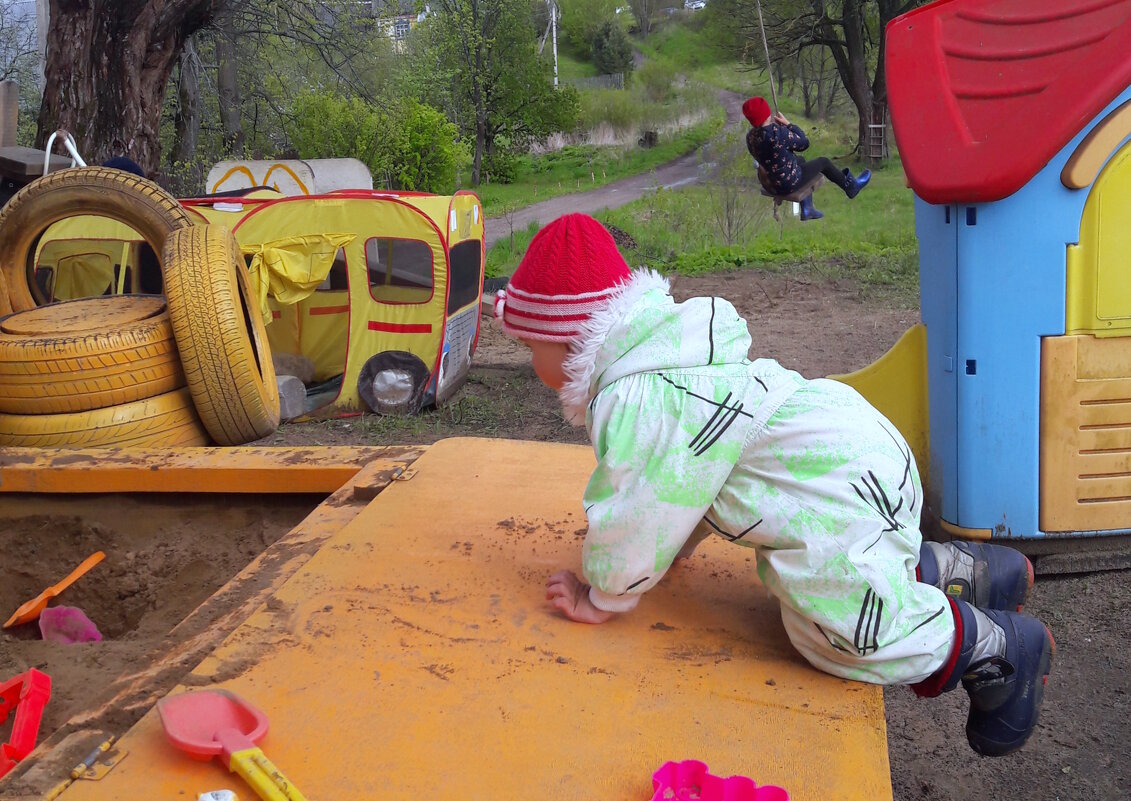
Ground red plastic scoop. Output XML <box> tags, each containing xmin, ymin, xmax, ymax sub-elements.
<box><xmin>156</xmin><ymin>689</ymin><xmax>306</xmax><ymax>801</ymax></box>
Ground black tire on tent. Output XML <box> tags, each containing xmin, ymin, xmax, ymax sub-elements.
<box><xmin>162</xmin><ymin>224</ymin><xmax>281</xmax><ymax>445</ymax></box>
<box><xmin>0</xmin><ymin>166</ymin><xmax>194</xmax><ymax>313</ymax></box>
<box><xmin>0</xmin><ymin>388</ymin><xmax>210</xmax><ymax>448</ymax></box>
<box><xmin>0</xmin><ymin>295</ymin><xmax>184</xmax><ymax>415</ymax></box>
<box><xmin>357</xmin><ymin>351</ymin><xmax>432</xmax><ymax>416</ymax></box>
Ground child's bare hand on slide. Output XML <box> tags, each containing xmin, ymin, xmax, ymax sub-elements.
<box><xmin>546</xmin><ymin>570</ymin><xmax>615</xmax><ymax>624</ymax></box>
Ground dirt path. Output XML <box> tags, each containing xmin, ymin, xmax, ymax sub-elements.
<box><xmin>484</xmin><ymin>89</ymin><xmax>745</xmax><ymax>250</ymax></box>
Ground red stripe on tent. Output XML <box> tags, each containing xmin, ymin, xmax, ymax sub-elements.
<box><xmin>368</xmin><ymin>321</ymin><xmax>433</xmax><ymax>334</ymax></box>
<box><xmin>309</xmin><ymin>305</ymin><xmax>350</xmax><ymax>316</ymax></box>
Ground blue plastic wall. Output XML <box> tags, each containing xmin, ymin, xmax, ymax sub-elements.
<box><xmin>915</xmin><ymin>86</ymin><xmax>1131</xmax><ymax>539</ymax></box>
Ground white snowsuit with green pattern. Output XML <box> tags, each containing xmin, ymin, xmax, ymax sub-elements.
<box><xmin>559</xmin><ymin>271</ymin><xmax>954</xmax><ymax>685</ymax></box>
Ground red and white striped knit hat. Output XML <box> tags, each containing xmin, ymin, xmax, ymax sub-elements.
<box><xmin>494</xmin><ymin>214</ymin><xmax>632</xmax><ymax>342</ymax></box>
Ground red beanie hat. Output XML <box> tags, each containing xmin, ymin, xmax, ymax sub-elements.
<box><xmin>742</xmin><ymin>96</ymin><xmax>771</xmax><ymax>127</ymax></box>
<box><xmin>494</xmin><ymin>213</ymin><xmax>632</xmax><ymax>342</ymax></box>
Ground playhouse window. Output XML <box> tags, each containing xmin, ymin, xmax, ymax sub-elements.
<box><xmin>447</xmin><ymin>240</ymin><xmax>482</xmax><ymax>315</ymax></box>
<box><xmin>365</xmin><ymin>237</ymin><xmax>433</xmax><ymax>304</ymax></box>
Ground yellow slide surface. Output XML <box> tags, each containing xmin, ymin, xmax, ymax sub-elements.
<box><xmin>58</xmin><ymin>439</ymin><xmax>891</xmax><ymax>801</ymax></box>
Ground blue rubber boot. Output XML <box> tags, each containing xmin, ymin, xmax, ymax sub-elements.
<box><xmin>963</xmin><ymin>606</ymin><xmax>1055</xmax><ymax>757</ymax></box>
<box><xmin>843</xmin><ymin>168</ymin><xmax>872</xmax><ymax>199</ymax></box>
<box><xmin>799</xmin><ymin>194</ymin><xmax>824</xmax><ymax>221</ymax></box>
<box><xmin>918</xmin><ymin>541</ymin><xmax>1034</xmax><ymax>611</ymax></box>
<box><xmin>912</xmin><ymin>600</ymin><xmax>1054</xmax><ymax>757</ymax></box>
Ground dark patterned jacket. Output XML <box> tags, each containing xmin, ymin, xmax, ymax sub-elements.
<box><xmin>746</xmin><ymin>123</ymin><xmax>810</xmax><ymax>194</ymax></box>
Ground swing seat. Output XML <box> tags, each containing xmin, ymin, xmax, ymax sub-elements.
<box><xmin>756</xmin><ymin>165</ymin><xmax>825</xmax><ymax>203</ymax></box>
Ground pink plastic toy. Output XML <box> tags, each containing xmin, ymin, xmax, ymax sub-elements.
<box><xmin>651</xmin><ymin>760</ymin><xmax>789</xmax><ymax>801</ymax></box>
<box><xmin>38</xmin><ymin>606</ymin><xmax>102</xmax><ymax>644</ymax></box>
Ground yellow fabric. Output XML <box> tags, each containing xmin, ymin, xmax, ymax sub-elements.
<box><xmin>51</xmin><ymin>254</ymin><xmax>115</xmax><ymax>301</ymax></box>
<box><xmin>244</xmin><ymin>233</ymin><xmax>355</xmax><ymax>322</ymax></box>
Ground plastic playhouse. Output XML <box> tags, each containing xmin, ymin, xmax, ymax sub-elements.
<box><xmin>848</xmin><ymin>0</ymin><xmax>1131</xmax><ymax>557</ymax></box>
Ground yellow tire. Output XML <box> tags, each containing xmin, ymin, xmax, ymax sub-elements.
<box><xmin>0</xmin><ymin>387</ymin><xmax>210</xmax><ymax>448</ymax></box>
<box><xmin>162</xmin><ymin>225</ymin><xmax>280</xmax><ymax>445</ymax></box>
<box><xmin>0</xmin><ymin>166</ymin><xmax>193</xmax><ymax>312</ymax></box>
<box><xmin>0</xmin><ymin>295</ymin><xmax>184</xmax><ymax>414</ymax></box>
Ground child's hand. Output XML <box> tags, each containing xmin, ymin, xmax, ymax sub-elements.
<box><xmin>773</xmin><ymin>112</ymin><xmax>789</xmax><ymax>125</ymax></box>
<box><xmin>545</xmin><ymin>570</ymin><xmax>616</xmax><ymax>624</ymax></box>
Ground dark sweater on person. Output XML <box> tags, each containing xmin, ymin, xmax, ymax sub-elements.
<box><xmin>746</xmin><ymin>123</ymin><xmax>809</xmax><ymax>194</ymax></box>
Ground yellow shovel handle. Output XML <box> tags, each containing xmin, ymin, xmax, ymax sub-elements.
<box><xmin>229</xmin><ymin>747</ymin><xmax>308</xmax><ymax>801</ymax></box>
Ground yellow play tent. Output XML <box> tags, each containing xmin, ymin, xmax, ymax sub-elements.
<box><xmin>182</xmin><ymin>189</ymin><xmax>486</xmax><ymax>415</ymax></box>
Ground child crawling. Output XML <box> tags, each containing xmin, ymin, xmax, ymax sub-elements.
<box><xmin>492</xmin><ymin>213</ymin><xmax>1054</xmax><ymax>757</ymax></box>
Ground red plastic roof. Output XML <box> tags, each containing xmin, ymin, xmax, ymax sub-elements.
<box><xmin>886</xmin><ymin>0</ymin><xmax>1131</xmax><ymax>203</ymax></box>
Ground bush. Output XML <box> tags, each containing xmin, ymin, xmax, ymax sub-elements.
<box><xmin>288</xmin><ymin>91</ymin><xmax>394</xmax><ymax>181</ymax></box>
<box><xmin>389</xmin><ymin>101</ymin><xmax>469</xmax><ymax>193</ymax></box>
<box><xmin>288</xmin><ymin>91</ymin><xmax>468</xmax><ymax>193</ymax></box>
<box><xmin>578</xmin><ymin>88</ymin><xmax>642</xmax><ymax>132</ymax></box>
<box><xmin>591</xmin><ymin>21</ymin><xmax>634</xmax><ymax>77</ymax></box>
<box><xmin>559</xmin><ymin>0</ymin><xmax>620</xmax><ymax>52</ymax></box>
<box><xmin>634</xmin><ymin>59</ymin><xmax>676</xmax><ymax>103</ymax></box>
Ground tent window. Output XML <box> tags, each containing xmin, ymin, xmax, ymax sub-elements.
<box><xmin>447</xmin><ymin>240</ymin><xmax>482</xmax><ymax>315</ymax></box>
<box><xmin>317</xmin><ymin>248</ymin><xmax>350</xmax><ymax>291</ymax></box>
<box><xmin>365</xmin><ymin>237</ymin><xmax>433</xmax><ymax>304</ymax></box>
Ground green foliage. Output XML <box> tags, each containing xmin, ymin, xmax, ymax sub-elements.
<box><xmin>287</xmin><ymin>91</ymin><xmax>468</xmax><ymax>193</ymax></box>
<box><xmin>424</xmin><ymin>0</ymin><xmax>581</xmax><ymax>181</ymax></box>
<box><xmin>388</xmin><ymin>101</ymin><xmax>470</xmax><ymax>192</ymax></box>
<box><xmin>591</xmin><ymin>21</ymin><xmax>635</xmax><ymax>76</ymax></box>
<box><xmin>559</xmin><ymin>0</ymin><xmax>620</xmax><ymax>53</ymax></box>
<box><xmin>287</xmin><ymin>90</ymin><xmax>395</xmax><ymax>180</ymax></box>
<box><xmin>634</xmin><ymin>59</ymin><xmax>676</xmax><ymax>102</ymax></box>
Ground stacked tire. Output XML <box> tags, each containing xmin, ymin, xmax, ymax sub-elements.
<box><xmin>0</xmin><ymin>168</ymin><xmax>280</xmax><ymax>448</ymax></box>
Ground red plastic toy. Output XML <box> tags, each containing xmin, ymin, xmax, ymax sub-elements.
<box><xmin>651</xmin><ymin>760</ymin><xmax>789</xmax><ymax>801</ymax></box>
<box><xmin>0</xmin><ymin>668</ymin><xmax>52</xmax><ymax>780</ymax></box>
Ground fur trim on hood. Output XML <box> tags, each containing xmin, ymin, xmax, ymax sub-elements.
<box><xmin>559</xmin><ymin>269</ymin><xmax>670</xmax><ymax>425</ymax></box>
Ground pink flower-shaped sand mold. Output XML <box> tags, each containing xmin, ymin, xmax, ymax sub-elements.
<box><xmin>651</xmin><ymin>760</ymin><xmax>789</xmax><ymax>801</ymax></box>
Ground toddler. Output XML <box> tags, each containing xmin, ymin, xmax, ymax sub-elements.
<box><xmin>493</xmin><ymin>213</ymin><xmax>1054</xmax><ymax>757</ymax></box>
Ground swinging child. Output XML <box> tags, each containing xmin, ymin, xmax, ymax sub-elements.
<box><xmin>743</xmin><ymin>96</ymin><xmax>871</xmax><ymax>221</ymax></box>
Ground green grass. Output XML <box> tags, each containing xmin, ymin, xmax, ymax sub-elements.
<box><xmin>487</xmin><ymin>155</ymin><xmax>919</xmax><ymax>302</ymax></box>
<box><xmin>476</xmin><ymin>106</ymin><xmax>724</xmax><ymax>216</ymax></box>
<box><xmin>598</xmin><ymin>157</ymin><xmax>918</xmax><ymax>297</ymax></box>
<box><xmin>542</xmin><ymin>40</ymin><xmax>600</xmax><ymax>80</ymax></box>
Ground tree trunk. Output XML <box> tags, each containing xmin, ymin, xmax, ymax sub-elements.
<box><xmin>216</xmin><ymin>13</ymin><xmax>244</xmax><ymax>156</ymax></box>
<box><xmin>812</xmin><ymin>0</ymin><xmax>872</xmax><ymax>158</ymax></box>
<box><xmin>36</xmin><ymin>0</ymin><xmax>221</xmax><ymax>176</ymax></box>
<box><xmin>171</xmin><ymin>39</ymin><xmax>200</xmax><ymax>166</ymax></box>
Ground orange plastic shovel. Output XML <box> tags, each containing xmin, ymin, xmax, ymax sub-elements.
<box><xmin>3</xmin><ymin>551</ymin><xmax>105</xmax><ymax>628</ymax></box>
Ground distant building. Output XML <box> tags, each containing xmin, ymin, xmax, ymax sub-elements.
<box><xmin>358</xmin><ymin>1</ymin><xmax>430</xmax><ymax>53</ymax></box>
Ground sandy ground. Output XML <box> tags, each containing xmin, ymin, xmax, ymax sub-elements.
<box><xmin>0</xmin><ymin>494</ymin><xmax>318</xmax><ymax>737</ymax></box>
